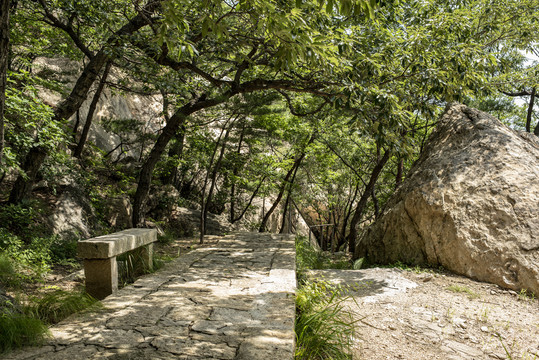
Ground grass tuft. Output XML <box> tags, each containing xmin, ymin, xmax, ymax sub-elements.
<box><xmin>0</xmin><ymin>314</ymin><xmax>49</xmax><ymax>353</ymax></box>
<box><xmin>295</xmin><ymin>279</ymin><xmax>356</xmax><ymax>360</ymax></box>
<box><xmin>447</xmin><ymin>284</ymin><xmax>480</xmax><ymax>299</ymax></box>
<box><xmin>27</xmin><ymin>290</ymin><xmax>100</xmax><ymax>324</ymax></box>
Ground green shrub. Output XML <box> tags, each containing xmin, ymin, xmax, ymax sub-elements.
<box><xmin>0</xmin><ymin>314</ymin><xmax>49</xmax><ymax>353</ymax></box>
<box><xmin>296</xmin><ymin>236</ymin><xmax>351</xmax><ymax>271</ymax></box>
<box><xmin>0</xmin><ymin>253</ymin><xmax>18</xmax><ymax>287</ymax></box>
<box><xmin>0</xmin><ymin>230</ymin><xmax>53</xmax><ymax>281</ymax></box>
<box><xmin>27</xmin><ymin>290</ymin><xmax>99</xmax><ymax>324</ymax></box>
<box><xmin>0</xmin><ymin>201</ymin><xmax>38</xmax><ymax>236</ymax></box>
<box><xmin>295</xmin><ymin>279</ymin><xmax>357</xmax><ymax>360</ymax></box>
<box><xmin>49</xmin><ymin>237</ymin><xmax>78</xmax><ymax>265</ymax></box>
<box><xmin>157</xmin><ymin>230</ymin><xmax>176</xmax><ymax>245</ymax></box>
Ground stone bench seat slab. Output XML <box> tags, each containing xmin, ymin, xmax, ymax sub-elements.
<box><xmin>78</xmin><ymin>228</ymin><xmax>157</xmax><ymax>259</ymax></box>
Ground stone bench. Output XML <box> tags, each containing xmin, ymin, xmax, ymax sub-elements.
<box><xmin>78</xmin><ymin>228</ymin><xmax>157</xmax><ymax>300</ymax></box>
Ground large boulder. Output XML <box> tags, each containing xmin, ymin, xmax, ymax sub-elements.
<box><xmin>356</xmin><ymin>103</ymin><xmax>539</xmax><ymax>294</ymax></box>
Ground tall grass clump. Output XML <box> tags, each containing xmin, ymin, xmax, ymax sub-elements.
<box><xmin>28</xmin><ymin>290</ymin><xmax>100</xmax><ymax>324</ymax></box>
<box><xmin>0</xmin><ymin>314</ymin><xmax>49</xmax><ymax>353</ymax></box>
<box><xmin>295</xmin><ymin>279</ymin><xmax>357</xmax><ymax>360</ymax></box>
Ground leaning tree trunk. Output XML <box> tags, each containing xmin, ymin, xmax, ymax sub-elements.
<box><xmin>0</xmin><ymin>0</ymin><xmax>9</xmax><ymax>165</ymax></box>
<box><xmin>132</xmin><ymin>96</ymin><xmax>226</xmax><ymax>227</ymax></box>
<box><xmin>73</xmin><ymin>61</ymin><xmax>111</xmax><ymax>158</ymax></box>
<box><xmin>279</xmin><ymin>159</ymin><xmax>300</xmax><ymax>234</ymax></box>
<box><xmin>231</xmin><ymin>175</ymin><xmax>266</xmax><ymax>224</ymax></box>
<box><xmin>133</xmin><ymin>112</ymin><xmax>187</xmax><ymax>227</ymax></box>
<box><xmin>200</xmin><ymin>122</ymin><xmax>232</xmax><ymax>244</ymax></box>
<box><xmin>258</xmin><ymin>152</ymin><xmax>305</xmax><ymax>232</ymax></box>
<box><xmin>346</xmin><ymin>149</ymin><xmax>391</xmax><ymax>254</ymax></box>
<box><xmin>259</xmin><ymin>132</ymin><xmax>315</xmax><ymax>232</ymax></box>
<box><xmin>229</xmin><ymin>125</ymin><xmax>246</xmax><ymax>223</ymax></box>
<box><xmin>526</xmin><ymin>87</ymin><xmax>536</xmax><ymax>133</ymax></box>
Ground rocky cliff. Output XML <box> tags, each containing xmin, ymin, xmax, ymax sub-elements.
<box><xmin>355</xmin><ymin>103</ymin><xmax>539</xmax><ymax>294</ymax></box>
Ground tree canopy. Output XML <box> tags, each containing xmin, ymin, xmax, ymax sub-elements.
<box><xmin>0</xmin><ymin>0</ymin><xmax>538</xmax><ymax>249</ymax></box>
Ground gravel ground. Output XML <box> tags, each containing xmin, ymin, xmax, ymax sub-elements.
<box><xmin>307</xmin><ymin>268</ymin><xmax>539</xmax><ymax>360</ymax></box>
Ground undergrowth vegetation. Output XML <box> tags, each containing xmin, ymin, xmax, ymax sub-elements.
<box><xmin>295</xmin><ymin>236</ymin><xmax>353</xmax><ymax>271</ymax></box>
<box><xmin>0</xmin><ymin>313</ymin><xmax>50</xmax><ymax>353</ymax></box>
<box><xmin>0</xmin><ymin>201</ymin><xmax>99</xmax><ymax>353</ymax></box>
<box><xmin>27</xmin><ymin>290</ymin><xmax>100</xmax><ymax>324</ymax></box>
<box><xmin>295</xmin><ymin>236</ymin><xmax>358</xmax><ymax>359</ymax></box>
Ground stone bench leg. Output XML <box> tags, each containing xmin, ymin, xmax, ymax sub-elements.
<box><xmin>84</xmin><ymin>257</ymin><xmax>118</xmax><ymax>300</ymax></box>
<box><xmin>132</xmin><ymin>243</ymin><xmax>154</xmax><ymax>275</ymax></box>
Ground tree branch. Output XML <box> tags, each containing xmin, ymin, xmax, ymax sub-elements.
<box><xmin>278</xmin><ymin>90</ymin><xmax>330</xmax><ymax>116</ymax></box>
<box><xmin>37</xmin><ymin>0</ymin><xmax>94</xmax><ymax>59</ymax></box>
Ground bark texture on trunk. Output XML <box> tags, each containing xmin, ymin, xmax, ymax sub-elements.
<box><xmin>0</xmin><ymin>0</ymin><xmax>9</xmax><ymax>165</ymax></box>
<box><xmin>74</xmin><ymin>61</ymin><xmax>111</xmax><ymax>158</ymax></box>
<box><xmin>526</xmin><ymin>87</ymin><xmax>536</xmax><ymax>133</ymax></box>
<box><xmin>346</xmin><ymin>149</ymin><xmax>391</xmax><ymax>254</ymax></box>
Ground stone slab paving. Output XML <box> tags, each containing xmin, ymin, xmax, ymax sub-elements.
<box><xmin>5</xmin><ymin>233</ymin><xmax>296</xmax><ymax>360</ymax></box>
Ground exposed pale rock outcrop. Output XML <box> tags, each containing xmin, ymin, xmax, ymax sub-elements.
<box><xmin>34</xmin><ymin>57</ymin><xmax>164</xmax><ymax>160</ymax></box>
<box><xmin>49</xmin><ymin>185</ymin><xmax>99</xmax><ymax>239</ymax></box>
<box><xmin>355</xmin><ymin>103</ymin><xmax>539</xmax><ymax>294</ymax></box>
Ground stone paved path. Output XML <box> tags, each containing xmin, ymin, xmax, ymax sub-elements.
<box><xmin>6</xmin><ymin>232</ymin><xmax>296</xmax><ymax>360</ymax></box>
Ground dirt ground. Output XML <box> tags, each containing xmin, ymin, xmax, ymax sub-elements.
<box><xmin>308</xmin><ymin>268</ymin><xmax>539</xmax><ymax>360</ymax></box>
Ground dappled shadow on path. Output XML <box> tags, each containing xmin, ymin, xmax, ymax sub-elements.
<box><xmin>4</xmin><ymin>233</ymin><xmax>296</xmax><ymax>360</ymax></box>
<box><xmin>304</xmin><ymin>268</ymin><xmax>418</xmax><ymax>303</ymax></box>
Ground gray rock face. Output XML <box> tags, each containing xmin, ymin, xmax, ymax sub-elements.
<box><xmin>356</xmin><ymin>103</ymin><xmax>539</xmax><ymax>294</ymax></box>
<box><xmin>103</xmin><ymin>195</ymin><xmax>133</xmax><ymax>230</ymax></box>
<box><xmin>49</xmin><ymin>185</ymin><xmax>99</xmax><ymax>239</ymax></box>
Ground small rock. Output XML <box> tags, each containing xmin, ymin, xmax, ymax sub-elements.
<box><xmin>508</xmin><ymin>290</ymin><xmax>518</xmax><ymax>296</ymax></box>
<box><xmin>481</xmin><ymin>326</ymin><xmax>489</xmax><ymax>332</ymax></box>
<box><xmin>488</xmin><ymin>353</ymin><xmax>507</xmax><ymax>359</ymax></box>
<box><xmin>454</xmin><ymin>317</ymin><xmax>467</xmax><ymax>329</ymax></box>
<box><xmin>388</xmin><ymin>324</ymin><xmax>397</xmax><ymax>330</ymax></box>
<box><xmin>490</xmin><ymin>290</ymin><xmax>498</xmax><ymax>295</ymax></box>
<box><xmin>420</xmin><ymin>274</ymin><xmax>434</xmax><ymax>282</ymax></box>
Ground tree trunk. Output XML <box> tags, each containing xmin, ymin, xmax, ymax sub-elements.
<box><xmin>200</xmin><ymin>122</ymin><xmax>231</xmax><ymax>243</ymax></box>
<box><xmin>0</xmin><ymin>0</ymin><xmax>9</xmax><ymax>165</ymax></box>
<box><xmin>259</xmin><ymin>152</ymin><xmax>306</xmax><ymax>232</ymax></box>
<box><xmin>133</xmin><ymin>96</ymin><xmax>226</xmax><ymax>227</ymax></box>
<box><xmin>8</xmin><ymin>146</ymin><xmax>47</xmax><ymax>203</ymax></box>
<box><xmin>526</xmin><ymin>87</ymin><xmax>536</xmax><ymax>133</ymax></box>
<box><xmin>229</xmin><ymin>125</ymin><xmax>245</xmax><ymax>223</ymax></box>
<box><xmin>161</xmin><ymin>127</ymin><xmax>185</xmax><ymax>186</ymax></box>
<box><xmin>346</xmin><ymin>149</ymin><xmax>391</xmax><ymax>255</ymax></box>
<box><xmin>279</xmin><ymin>159</ymin><xmax>300</xmax><ymax>234</ymax></box>
<box><xmin>73</xmin><ymin>61</ymin><xmax>111</xmax><ymax>158</ymax></box>
<box><xmin>339</xmin><ymin>182</ymin><xmax>359</xmax><ymax>246</ymax></box>
<box><xmin>232</xmin><ymin>175</ymin><xmax>266</xmax><ymax>223</ymax></box>
<box><xmin>133</xmin><ymin>111</ymin><xmax>187</xmax><ymax>227</ymax></box>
